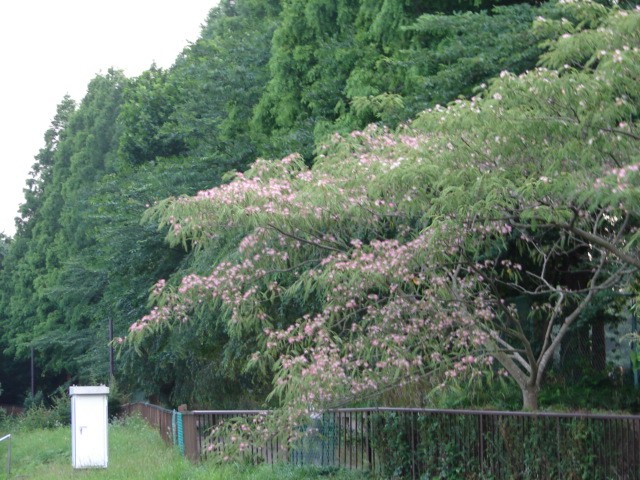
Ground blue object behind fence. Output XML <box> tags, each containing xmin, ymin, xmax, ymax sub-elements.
<box><xmin>172</xmin><ymin>410</ymin><xmax>185</xmax><ymax>456</ymax></box>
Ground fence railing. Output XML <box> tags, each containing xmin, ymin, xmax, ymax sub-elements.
<box><xmin>0</xmin><ymin>434</ymin><xmax>11</xmax><ymax>478</ymax></box>
<box><xmin>123</xmin><ymin>403</ymin><xmax>640</xmax><ymax>479</ymax></box>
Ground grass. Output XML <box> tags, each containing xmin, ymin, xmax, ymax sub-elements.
<box><xmin>0</xmin><ymin>415</ymin><xmax>367</xmax><ymax>479</ymax></box>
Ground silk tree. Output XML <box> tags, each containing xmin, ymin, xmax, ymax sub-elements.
<box><xmin>129</xmin><ymin>3</ymin><xmax>639</xmax><ymax>416</ymax></box>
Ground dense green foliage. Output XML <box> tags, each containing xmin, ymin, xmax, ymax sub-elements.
<box><xmin>0</xmin><ymin>0</ymin><xmax>636</xmax><ymax>423</ymax></box>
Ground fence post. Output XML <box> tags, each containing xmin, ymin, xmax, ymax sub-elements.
<box><xmin>478</xmin><ymin>413</ymin><xmax>485</xmax><ymax>473</ymax></box>
<box><xmin>182</xmin><ymin>413</ymin><xmax>200</xmax><ymax>462</ymax></box>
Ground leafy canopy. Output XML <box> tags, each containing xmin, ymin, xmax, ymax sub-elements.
<box><xmin>131</xmin><ymin>1</ymin><xmax>639</xmax><ymax>424</ymax></box>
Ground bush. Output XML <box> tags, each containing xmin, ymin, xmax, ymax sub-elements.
<box><xmin>49</xmin><ymin>387</ymin><xmax>71</xmax><ymax>426</ymax></box>
<box><xmin>18</xmin><ymin>387</ymin><xmax>71</xmax><ymax>430</ymax></box>
<box><xmin>539</xmin><ymin>367</ymin><xmax>640</xmax><ymax>413</ymax></box>
<box><xmin>18</xmin><ymin>404</ymin><xmax>59</xmax><ymax>431</ymax></box>
<box><xmin>23</xmin><ymin>390</ymin><xmax>45</xmax><ymax>411</ymax></box>
<box><xmin>108</xmin><ymin>378</ymin><xmax>126</xmax><ymax>420</ymax></box>
<box><xmin>16</xmin><ymin>382</ymin><xmax>128</xmax><ymax>431</ymax></box>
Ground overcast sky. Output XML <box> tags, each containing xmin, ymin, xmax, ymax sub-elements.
<box><xmin>0</xmin><ymin>1</ymin><xmax>217</xmax><ymax>236</ymax></box>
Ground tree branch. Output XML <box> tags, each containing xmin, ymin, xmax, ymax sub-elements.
<box><xmin>507</xmin><ymin>217</ymin><xmax>640</xmax><ymax>270</ymax></box>
<box><xmin>535</xmin><ymin>255</ymin><xmax>625</xmax><ymax>385</ymax></box>
<box><xmin>486</xmin><ymin>330</ymin><xmax>532</xmax><ymax>375</ymax></box>
<box><xmin>599</xmin><ymin>127</ymin><xmax>640</xmax><ymax>141</ymax></box>
<box><xmin>486</xmin><ymin>340</ymin><xmax>531</xmax><ymax>389</ymax></box>
<box><xmin>266</xmin><ymin>223</ymin><xmax>345</xmax><ymax>253</ymax></box>
<box><xmin>561</xmin><ymin>222</ymin><xmax>640</xmax><ymax>269</ymax></box>
<box><xmin>537</xmin><ymin>292</ymin><xmax>565</xmax><ymax>365</ymax></box>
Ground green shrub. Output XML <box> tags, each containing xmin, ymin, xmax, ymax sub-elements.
<box><xmin>18</xmin><ymin>404</ymin><xmax>59</xmax><ymax>431</ymax></box>
<box><xmin>107</xmin><ymin>378</ymin><xmax>126</xmax><ymax>420</ymax></box>
<box><xmin>539</xmin><ymin>368</ymin><xmax>640</xmax><ymax>413</ymax></box>
<box><xmin>49</xmin><ymin>387</ymin><xmax>71</xmax><ymax>426</ymax></box>
<box><xmin>23</xmin><ymin>390</ymin><xmax>45</xmax><ymax>411</ymax></box>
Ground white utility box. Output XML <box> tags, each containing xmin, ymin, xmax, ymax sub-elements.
<box><xmin>69</xmin><ymin>385</ymin><xmax>109</xmax><ymax>469</ymax></box>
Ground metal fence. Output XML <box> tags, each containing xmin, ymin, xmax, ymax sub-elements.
<box><xmin>0</xmin><ymin>434</ymin><xmax>11</xmax><ymax>478</ymax></box>
<box><xmin>124</xmin><ymin>403</ymin><xmax>640</xmax><ymax>479</ymax></box>
<box><xmin>123</xmin><ymin>403</ymin><xmax>204</xmax><ymax>461</ymax></box>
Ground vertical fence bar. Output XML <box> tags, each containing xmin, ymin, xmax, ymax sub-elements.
<box><xmin>361</xmin><ymin>410</ymin><xmax>365</xmax><ymax>470</ymax></box>
<box><xmin>367</xmin><ymin>410</ymin><xmax>373</xmax><ymax>472</ymax></box>
<box><xmin>339</xmin><ymin>411</ymin><xmax>343</xmax><ymax>469</ymax></box>
<box><xmin>363</xmin><ymin>410</ymin><xmax>368</xmax><ymax>471</ymax></box>
<box><xmin>341</xmin><ymin>411</ymin><xmax>345</xmax><ymax>468</ymax></box>
<box><xmin>603</xmin><ymin>416</ymin><xmax>608</xmax><ymax>477</ymax></box>
<box><xmin>348</xmin><ymin>411</ymin><xmax>352</xmax><ymax>469</ymax></box>
<box><xmin>617</xmin><ymin>417</ymin><xmax>622</xmax><ymax>478</ymax></box>
<box><xmin>478</xmin><ymin>412</ymin><xmax>485</xmax><ymax>474</ymax></box>
<box><xmin>488</xmin><ymin>413</ymin><xmax>495</xmax><ymax>477</ymax></box>
<box><xmin>634</xmin><ymin>418</ymin><xmax>639</xmax><ymax>480</ymax></box>
<box><xmin>624</xmin><ymin>418</ymin><xmax>629</xmax><ymax>479</ymax></box>
<box><xmin>614</xmin><ymin>417</ymin><xmax>618</xmax><ymax>478</ymax></box>
<box><xmin>330</xmin><ymin>411</ymin><xmax>335</xmax><ymax>467</ymax></box>
<box><xmin>555</xmin><ymin>415</ymin><xmax>561</xmax><ymax>479</ymax></box>
<box><xmin>628</xmin><ymin>418</ymin><xmax>633</xmax><ymax>480</ymax></box>
<box><xmin>361</xmin><ymin>411</ymin><xmax>365</xmax><ymax>471</ymax></box>
<box><xmin>410</xmin><ymin>411</ymin><xmax>416</xmax><ymax>480</ymax></box>
<box><xmin>621</xmin><ymin>417</ymin><xmax>627</xmax><ymax>479</ymax></box>
<box><xmin>338</xmin><ymin>412</ymin><xmax>347</xmax><ymax>465</ymax></box>
<box><xmin>613</xmin><ymin>417</ymin><xmax>616</xmax><ymax>478</ymax></box>
<box><xmin>627</xmin><ymin>418</ymin><xmax>631</xmax><ymax>479</ymax></box>
<box><xmin>355</xmin><ymin>410</ymin><xmax>359</xmax><ymax>470</ymax></box>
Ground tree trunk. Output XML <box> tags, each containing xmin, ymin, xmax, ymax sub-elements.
<box><xmin>522</xmin><ymin>385</ymin><xmax>539</xmax><ymax>411</ymax></box>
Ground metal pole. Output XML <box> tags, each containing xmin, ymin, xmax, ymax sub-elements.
<box><xmin>632</xmin><ymin>314</ymin><xmax>638</xmax><ymax>389</ymax></box>
<box><xmin>1</xmin><ymin>434</ymin><xmax>11</xmax><ymax>476</ymax></box>
<box><xmin>31</xmin><ymin>345</ymin><xmax>35</xmax><ymax>397</ymax></box>
<box><xmin>108</xmin><ymin>318</ymin><xmax>114</xmax><ymax>380</ymax></box>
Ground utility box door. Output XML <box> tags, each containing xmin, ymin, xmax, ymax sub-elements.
<box><xmin>70</xmin><ymin>386</ymin><xmax>109</xmax><ymax>469</ymax></box>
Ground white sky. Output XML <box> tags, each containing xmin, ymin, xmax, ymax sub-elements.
<box><xmin>0</xmin><ymin>1</ymin><xmax>218</xmax><ymax>237</ymax></box>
